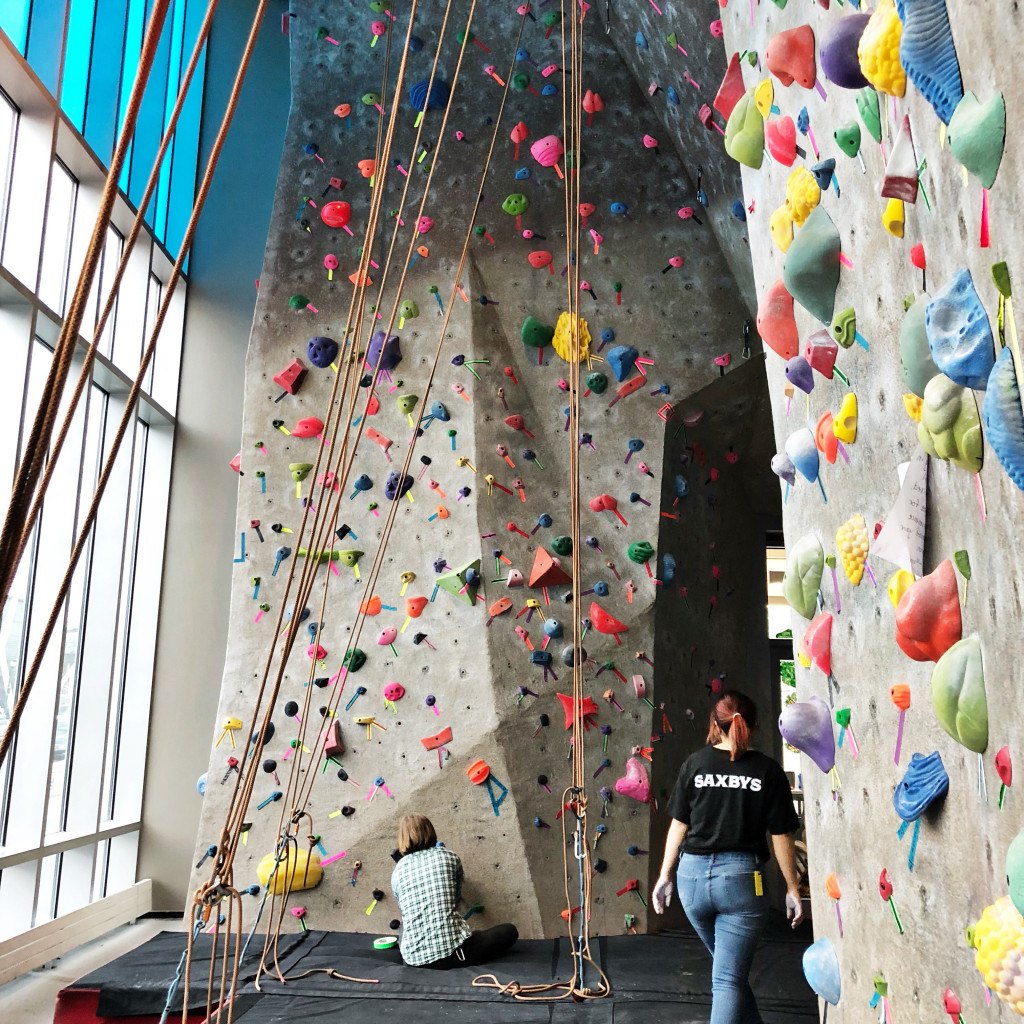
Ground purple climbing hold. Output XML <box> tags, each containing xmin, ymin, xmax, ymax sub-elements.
<box><xmin>820</xmin><ymin>14</ymin><xmax>871</xmax><ymax>89</ymax></box>
<box><xmin>367</xmin><ymin>331</ymin><xmax>403</xmax><ymax>372</ymax></box>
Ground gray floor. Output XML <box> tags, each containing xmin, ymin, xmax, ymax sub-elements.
<box><xmin>0</xmin><ymin>916</ymin><xmax>185</xmax><ymax>1023</ymax></box>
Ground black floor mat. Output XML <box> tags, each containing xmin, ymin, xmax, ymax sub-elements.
<box><xmin>64</xmin><ymin>924</ymin><xmax>818</xmax><ymax>1022</ymax></box>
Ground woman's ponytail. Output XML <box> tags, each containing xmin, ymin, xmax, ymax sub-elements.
<box><xmin>706</xmin><ymin>690</ymin><xmax>758</xmax><ymax>761</ymax></box>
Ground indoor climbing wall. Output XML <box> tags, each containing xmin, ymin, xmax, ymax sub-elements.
<box><xmin>698</xmin><ymin>0</ymin><xmax>1020</xmax><ymax>1020</ymax></box>
<box><xmin>192</xmin><ymin>0</ymin><xmax>779</xmax><ymax>940</ymax></box>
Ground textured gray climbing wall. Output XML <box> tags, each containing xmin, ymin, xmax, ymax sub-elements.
<box><xmin>192</xmin><ymin>0</ymin><xmax>780</xmax><ymax>941</ymax></box>
<box><xmin>678</xmin><ymin>0</ymin><xmax>1022</xmax><ymax>1019</ymax></box>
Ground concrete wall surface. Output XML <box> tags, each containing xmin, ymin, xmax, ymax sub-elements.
<box><xmin>191</xmin><ymin>0</ymin><xmax>781</xmax><ymax>941</ymax></box>
<box><xmin>705</xmin><ymin>1</ymin><xmax>1021</xmax><ymax>1020</ymax></box>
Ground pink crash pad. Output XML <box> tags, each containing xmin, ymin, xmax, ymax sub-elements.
<box><xmin>895</xmin><ymin>559</ymin><xmax>962</xmax><ymax>662</ymax></box>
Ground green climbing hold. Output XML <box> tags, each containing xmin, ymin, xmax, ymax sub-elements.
<box><xmin>855</xmin><ymin>87</ymin><xmax>882</xmax><ymax>142</ymax></box>
<box><xmin>343</xmin><ymin>648</ymin><xmax>366</xmax><ymax>672</ymax></box>
<box><xmin>770</xmin><ymin>0</ymin><xmax>789</xmax><ymax>7</ymax></box>
<box><xmin>502</xmin><ymin>193</ymin><xmax>529</xmax><ymax>216</ymax></box>
<box><xmin>521</xmin><ymin>316</ymin><xmax>554</xmax><ymax>349</ymax></box>
<box><xmin>900</xmin><ymin>294</ymin><xmax>939</xmax><ymax>397</ymax></box>
<box><xmin>783</xmin><ymin>206</ymin><xmax>841</xmax><ymax>325</ymax></box>
<box><xmin>918</xmin><ymin>376</ymin><xmax>983</xmax><ymax>474</ymax></box>
<box><xmin>782</xmin><ymin>534</ymin><xmax>824</xmax><ymax>620</ymax></box>
<box><xmin>1007</xmin><ymin>829</ymin><xmax>1024</xmax><ymax>916</ymax></box>
<box><xmin>830</xmin><ymin>307</ymin><xmax>857</xmax><ymax>349</ymax></box>
<box><xmin>586</xmin><ymin>372</ymin><xmax>608</xmax><ymax>394</ymax></box>
<box><xmin>947</xmin><ymin>90</ymin><xmax>1006</xmax><ymax>190</ymax></box>
<box><xmin>931</xmin><ymin>633</ymin><xmax>988</xmax><ymax>754</ymax></box>
<box><xmin>551</xmin><ymin>535</ymin><xmax>573</xmax><ymax>557</ymax></box>
<box><xmin>953</xmin><ymin>549</ymin><xmax>972</xmax><ymax>582</ymax></box>
<box><xmin>993</xmin><ymin>261</ymin><xmax>1012</xmax><ymax>299</ymax></box>
<box><xmin>724</xmin><ymin>90</ymin><xmax>765</xmax><ymax>170</ymax></box>
<box><xmin>435</xmin><ymin>559</ymin><xmax>482</xmax><ymax>605</ymax></box>
<box><xmin>833</xmin><ymin>122</ymin><xmax>862</xmax><ymax>158</ymax></box>
<box><xmin>289</xmin><ymin>462</ymin><xmax>314</xmax><ymax>483</ymax></box>
<box><xmin>627</xmin><ymin>541</ymin><xmax>654</xmax><ymax>565</ymax></box>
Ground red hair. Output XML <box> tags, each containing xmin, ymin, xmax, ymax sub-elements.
<box><xmin>706</xmin><ymin>690</ymin><xmax>758</xmax><ymax>761</ymax></box>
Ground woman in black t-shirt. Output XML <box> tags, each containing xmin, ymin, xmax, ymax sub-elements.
<box><xmin>652</xmin><ymin>691</ymin><xmax>804</xmax><ymax>1024</ymax></box>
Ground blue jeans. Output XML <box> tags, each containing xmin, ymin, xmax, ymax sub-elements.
<box><xmin>677</xmin><ymin>851</ymin><xmax>768</xmax><ymax>1024</ymax></box>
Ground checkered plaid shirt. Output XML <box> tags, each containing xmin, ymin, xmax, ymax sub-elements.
<box><xmin>391</xmin><ymin>846</ymin><xmax>472</xmax><ymax>965</ymax></box>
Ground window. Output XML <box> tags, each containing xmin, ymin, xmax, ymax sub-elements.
<box><xmin>0</xmin><ymin>9</ymin><xmax>189</xmax><ymax>942</ymax></box>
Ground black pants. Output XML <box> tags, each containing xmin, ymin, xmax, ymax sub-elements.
<box><xmin>415</xmin><ymin>924</ymin><xmax>519</xmax><ymax>969</ymax></box>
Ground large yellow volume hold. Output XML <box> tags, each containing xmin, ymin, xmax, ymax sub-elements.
<box><xmin>836</xmin><ymin>513</ymin><xmax>869</xmax><ymax>586</ymax></box>
<box><xmin>256</xmin><ymin>847</ymin><xmax>323</xmax><ymax>894</ymax></box>
<box><xmin>972</xmin><ymin>896</ymin><xmax>1024</xmax><ymax>1014</ymax></box>
<box><xmin>858</xmin><ymin>0</ymin><xmax>906</xmax><ymax>97</ymax></box>
<box><xmin>551</xmin><ymin>311</ymin><xmax>591</xmax><ymax>363</ymax></box>
<box><xmin>785</xmin><ymin>167</ymin><xmax>820</xmax><ymax>227</ymax></box>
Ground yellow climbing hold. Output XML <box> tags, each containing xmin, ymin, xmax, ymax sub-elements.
<box><xmin>833</xmin><ymin>393</ymin><xmax>858</xmax><ymax>443</ymax></box>
<box><xmin>796</xmin><ymin>649</ymin><xmax>811</xmax><ymax>669</ymax></box>
<box><xmin>785</xmin><ymin>166</ymin><xmax>820</xmax><ymax>227</ymax></box>
<box><xmin>836</xmin><ymin>513</ymin><xmax>869</xmax><ymax>586</ymax></box>
<box><xmin>882</xmin><ymin>197</ymin><xmax>905</xmax><ymax>238</ymax></box>
<box><xmin>770</xmin><ymin>205</ymin><xmax>796</xmax><ymax>253</ymax></box>
<box><xmin>551</xmin><ymin>311</ymin><xmax>591</xmax><ymax>363</ymax></box>
<box><xmin>972</xmin><ymin>897</ymin><xmax>1024</xmax><ymax>1015</ymax></box>
<box><xmin>858</xmin><ymin>0</ymin><xmax>906</xmax><ymax>97</ymax></box>
<box><xmin>903</xmin><ymin>393</ymin><xmax>923</xmax><ymax>421</ymax></box>
<box><xmin>753</xmin><ymin>78</ymin><xmax>774</xmax><ymax>119</ymax></box>
<box><xmin>257</xmin><ymin>847</ymin><xmax>323</xmax><ymax>894</ymax></box>
<box><xmin>887</xmin><ymin>569</ymin><xmax>916</xmax><ymax>608</ymax></box>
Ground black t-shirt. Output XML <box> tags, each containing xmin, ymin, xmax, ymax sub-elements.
<box><xmin>667</xmin><ymin>746</ymin><xmax>799</xmax><ymax>863</ymax></box>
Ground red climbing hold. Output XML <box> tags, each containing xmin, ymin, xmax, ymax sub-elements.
<box><xmin>589</xmin><ymin>601</ymin><xmax>628</xmax><ymax>641</ymax></box>
<box><xmin>714</xmin><ymin>52</ymin><xmax>746</xmax><ymax>120</ymax></box>
<box><xmin>529</xmin><ymin>547</ymin><xmax>571</xmax><ymax>588</ymax></box>
<box><xmin>556</xmin><ymin>692</ymin><xmax>600</xmax><ymax>731</ymax></box>
<box><xmin>756</xmin><ymin>279</ymin><xmax>800</xmax><ymax>360</ymax></box>
<box><xmin>895</xmin><ymin>559</ymin><xmax>962</xmax><ymax>662</ymax></box>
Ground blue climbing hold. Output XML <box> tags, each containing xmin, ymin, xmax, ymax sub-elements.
<box><xmin>429</xmin><ymin>401</ymin><xmax>450</xmax><ymax>422</ymax></box>
<box><xmin>600</xmin><ymin>328</ymin><xmax>615</xmax><ymax>345</ymax></box>
<box><xmin>661</xmin><ymin>553</ymin><xmax>676</xmax><ymax>585</ymax></box>
<box><xmin>666</xmin><ymin>86</ymin><xmax>680</xmax><ymax>106</ymax></box>
<box><xmin>541</xmin><ymin>85</ymin><xmax>558</xmax><ymax>96</ymax></box>
<box><xmin>982</xmin><ymin>345</ymin><xmax>1024</xmax><ymax>491</ymax></box>
<box><xmin>674</xmin><ymin>475</ymin><xmax>689</xmax><ymax>499</ymax></box>
<box><xmin>607</xmin><ymin>344</ymin><xmax>639</xmax><ymax>382</ymax></box>
<box><xmin>408</xmin><ymin>35</ymin><xmax>424</xmax><ymax>52</ymax></box>
<box><xmin>594</xmin><ymin>581</ymin><xmax>609</xmax><ymax>597</ymax></box>
<box><xmin>797</xmin><ymin>107</ymin><xmax>810</xmax><ymax>135</ymax></box>
<box><xmin>897</xmin><ymin>0</ymin><xmax>963</xmax><ymax>125</ymax></box>
<box><xmin>893</xmin><ymin>750</ymin><xmax>949</xmax><ymax>822</ymax></box>
<box><xmin>408</xmin><ymin>79</ymin><xmax>451</xmax><ymax>113</ymax></box>
<box><xmin>784</xmin><ymin>427</ymin><xmax>820</xmax><ymax>483</ymax></box>
<box><xmin>514</xmin><ymin>167</ymin><xmax>530</xmax><ymax>180</ymax></box>
<box><xmin>802</xmin><ymin>938</ymin><xmax>841</xmax><ymax>1006</ymax></box>
<box><xmin>307</xmin><ymin>335</ymin><xmax>338</xmax><ymax>368</ymax></box>
<box><xmin>925</xmin><ymin>268</ymin><xmax>995</xmax><ymax>390</ymax></box>
<box><xmin>635</xmin><ymin>31</ymin><xmax>648</xmax><ymax>50</ymax></box>
<box><xmin>384</xmin><ymin>471</ymin><xmax>413</xmax><ymax>501</ymax></box>
<box><xmin>730</xmin><ymin>200</ymin><xmax>747</xmax><ymax>221</ymax></box>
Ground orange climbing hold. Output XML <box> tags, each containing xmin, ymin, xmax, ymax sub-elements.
<box><xmin>529</xmin><ymin>546</ymin><xmax>572</xmax><ymax>588</ymax></box>
<box><xmin>756</xmin><ymin>279</ymin><xmax>800</xmax><ymax>360</ymax></box>
<box><xmin>766</xmin><ymin>25</ymin><xmax>817</xmax><ymax>90</ymax></box>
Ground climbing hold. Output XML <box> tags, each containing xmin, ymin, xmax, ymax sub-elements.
<box><xmin>833</xmin><ymin>394</ymin><xmax>858</xmax><ymax>444</ymax></box>
<box><xmin>836</xmin><ymin>514</ymin><xmax>869</xmax><ymax>585</ymax></box>
<box><xmin>820</xmin><ymin>13</ymin><xmax>871</xmax><ymax>89</ymax></box>
<box><xmin>805</xmin><ymin>330</ymin><xmax>839</xmax><ymax>380</ymax></box>
<box><xmin>550</xmin><ymin>536</ymin><xmax>573</xmax><ymax>558</ymax></box>
<box><xmin>307</xmin><ymin>336</ymin><xmax>339</xmax><ymax>369</ymax></box>
<box><xmin>607</xmin><ymin>345</ymin><xmax>640</xmax><ymax>383</ymax></box>
<box><xmin>756</xmin><ymin>279</ymin><xmax>799</xmax><ymax>360</ymax></box>
<box><xmin>614</xmin><ymin>757</ymin><xmax>651</xmax><ymax>803</ymax></box>
<box><xmin>771</xmin><ymin>452</ymin><xmax>797</xmax><ymax>487</ymax></box>
<box><xmin>785</xmin><ymin>356</ymin><xmax>815</xmax><ymax>395</ymax></box>
<box><xmin>833</xmin><ymin>122</ymin><xmax>862</xmax><ymax>158</ymax></box>
<box><xmin>972</xmin><ymin>896</ymin><xmax>1024</xmax><ymax>1012</ymax></box>
<box><xmin>586</xmin><ymin>371</ymin><xmax>608</xmax><ymax>395</ymax></box>
<box><xmin>830</xmin><ymin>307</ymin><xmax>857</xmax><ymax>350</ymax></box>
<box><xmin>887</xmin><ymin>570</ymin><xmax>916</xmax><ymax>608</ymax></box>
<box><xmin>947</xmin><ymin>91</ymin><xmax>1007</xmax><ymax>189</ymax></box>
<box><xmin>1008</xmin><ymin>833</ymin><xmax>1024</xmax><ymax>915</ymax></box>
<box><xmin>408</xmin><ymin>79</ymin><xmax>451</xmax><ymax>112</ymax></box>
<box><xmin>782</xmin><ymin>534</ymin><xmax>824</xmax><ymax>619</ymax></box>
<box><xmin>895</xmin><ymin>559</ymin><xmax>962</xmax><ymax>662</ymax></box>
<box><xmin>289</xmin><ymin>463</ymin><xmax>313</xmax><ymax>483</ymax></box>
<box><xmin>714</xmin><ymin>52</ymin><xmax>746</xmax><ymax>120</ymax></box>
<box><xmin>529</xmin><ymin>547</ymin><xmax>571</xmax><ymax>587</ymax></box>
<box><xmin>320</xmin><ymin>201</ymin><xmax>351</xmax><ymax>229</ymax></box>
<box><xmin>811</xmin><ymin>158</ymin><xmax>836</xmax><ymax>192</ymax></box>
<box><xmin>384</xmin><ymin>471</ymin><xmax>413</xmax><ymax>501</ymax></box>
<box><xmin>779</xmin><ymin>696</ymin><xmax>835</xmax><ymax>775</ymax></box>
<box><xmin>882</xmin><ymin>197</ymin><xmax>905</xmax><ymax>238</ymax></box>
<box><xmin>769</xmin><ymin>206</ymin><xmax>795</xmax><ymax>253</ymax></box>
<box><xmin>899</xmin><ymin>0</ymin><xmax>963</xmax><ymax>124</ymax></box>
<box><xmin>257</xmin><ymin>848</ymin><xmax>323</xmax><ymax>894</ymax></box>
<box><xmin>801</xmin><ymin>612</ymin><xmax>833</xmax><ymax>677</ymax></box>
<box><xmin>881</xmin><ymin>115</ymin><xmax>919</xmax><ymax>204</ymax></box>
<box><xmin>926</xmin><ymin>268</ymin><xmax>995</xmax><ymax>390</ymax></box>
<box><xmin>855</xmin><ymin>86</ymin><xmax>882</xmax><ymax>142</ymax></box>
<box><xmin>858</xmin><ymin>0</ymin><xmax>906</xmax><ymax>96</ymax></box>
<box><xmin>589</xmin><ymin>602</ymin><xmax>628</xmax><ymax>639</ymax></box>
<box><xmin>343</xmin><ymin>648</ymin><xmax>366</xmax><ymax>672</ymax></box>
<box><xmin>784</xmin><ymin>427</ymin><xmax>820</xmax><ymax>483</ymax></box>
<box><xmin>900</xmin><ymin>295</ymin><xmax>939</xmax><ymax>397</ymax></box>
<box><xmin>983</xmin><ymin>346</ymin><xmax>1024</xmax><ymax>491</ymax></box>
<box><xmin>802</xmin><ymin>938</ymin><xmax>841</xmax><ymax>1006</ymax></box>
<box><xmin>435</xmin><ymin>559</ymin><xmax>483</xmax><ymax>604</ymax></box>
<box><xmin>783</xmin><ymin>206</ymin><xmax>841</xmax><ymax>325</ymax></box>
<box><xmin>766</xmin><ymin>25</ymin><xmax>817</xmax><ymax>89</ymax></box>
<box><xmin>784</xmin><ymin>167</ymin><xmax>820</xmax><ymax>226</ymax></box>
<box><xmin>530</xmin><ymin>134</ymin><xmax>564</xmax><ymax>170</ymax></box>
<box><xmin>766</xmin><ymin>116</ymin><xmax>798</xmax><ymax>166</ymax></box>
<box><xmin>551</xmin><ymin>311</ymin><xmax>591</xmax><ymax>363</ymax></box>
<box><xmin>753</xmin><ymin>78</ymin><xmax>775</xmax><ymax>119</ymax></box>
<box><xmin>724</xmin><ymin>90</ymin><xmax>765</xmax><ymax>170</ymax></box>
<box><xmin>627</xmin><ymin>541</ymin><xmax>654</xmax><ymax>565</ymax></box>
<box><xmin>931</xmin><ymin>634</ymin><xmax>988</xmax><ymax>753</ymax></box>
<box><xmin>521</xmin><ymin>315</ymin><xmax>554</xmax><ymax>349</ymax></box>
<box><xmin>367</xmin><ymin>331</ymin><xmax>402</xmax><ymax>372</ymax></box>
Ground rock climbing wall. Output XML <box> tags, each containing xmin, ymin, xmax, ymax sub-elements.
<box><xmin>672</xmin><ymin>0</ymin><xmax>1023</xmax><ymax>1019</ymax></box>
<box><xmin>192</xmin><ymin>0</ymin><xmax>781</xmax><ymax>941</ymax></box>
